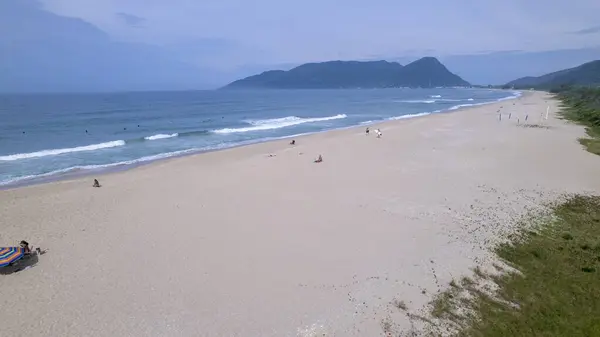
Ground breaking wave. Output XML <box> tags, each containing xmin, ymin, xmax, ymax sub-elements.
<box><xmin>0</xmin><ymin>140</ymin><xmax>126</xmax><ymax>161</ymax></box>
<box><xmin>212</xmin><ymin>114</ymin><xmax>348</xmax><ymax>134</ymax></box>
<box><xmin>144</xmin><ymin>133</ymin><xmax>179</xmax><ymax>141</ymax></box>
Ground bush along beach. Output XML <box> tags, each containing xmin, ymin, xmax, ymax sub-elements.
<box><xmin>553</xmin><ymin>86</ymin><xmax>600</xmax><ymax>155</ymax></box>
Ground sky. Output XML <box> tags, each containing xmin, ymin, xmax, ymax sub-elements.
<box><xmin>38</xmin><ymin>0</ymin><xmax>600</xmax><ymax>69</ymax></box>
<box><xmin>1</xmin><ymin>0</ymin><xmax>599</xmax><ymax>91</ymax></box>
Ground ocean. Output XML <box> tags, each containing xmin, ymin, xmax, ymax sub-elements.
<box><xmin>0</xmin><ymin>88</ymin><xmax>519</xmax><ymax>186</ymax></box>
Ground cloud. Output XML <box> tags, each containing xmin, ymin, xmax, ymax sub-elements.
<box><xmin>27</xmin><ymin>0</ymin><xmax>600</xmax><ymax>66</ymax></box>
<box><xmin>570</xmin><ymin>25</ymin><xmax>600</xmax><ymax>35</ymax></box>
<box><xmin>116</xmin><ymin>12</ymin><xmax>145</xmax><ymax>27</ymax></box>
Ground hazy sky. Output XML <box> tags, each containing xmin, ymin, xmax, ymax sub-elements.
<box><xmin>38</xmin><ymin>0</ymin><xmax>600</xmax><ymax>67</ymax></box>
<box><xmin>2</xmin><ymin>0</ymin><xmax>600</xmax><ymax>92</ymax></box>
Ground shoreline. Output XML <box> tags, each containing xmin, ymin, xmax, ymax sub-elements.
<box><xmin>0</xmin><ymin>90</ymin><xmax>521</xmax><ymax>191</ymax></box>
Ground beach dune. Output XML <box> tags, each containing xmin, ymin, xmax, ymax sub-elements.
<box><xmin>1</xmin><ymin>92</ymin><xmax>600</xmax><ymax>336</ymax></box>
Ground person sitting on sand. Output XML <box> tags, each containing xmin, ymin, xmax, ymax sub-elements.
<box><xmin>314</xmin><ymin>155</ymin><xmax>323</xmax><ymax>163</ymax></box>
<box><xmin>290</xmin><ymin>140</ymin><xmax>296</xmax><ymax>145</ymax></box>
<box><xmin>93</xmin><ymin>179</ymin><xmax>101</xmax><ymax>188</ymax></box>
<box><xmin>20</xmin><ymin>240</ymin><xmax>43</xmax><ymax>256</ymax></box>
<box><xmin>20</xmin><ymin>240</ymin><xmax>31</xmax><ymax>254</ymax></box>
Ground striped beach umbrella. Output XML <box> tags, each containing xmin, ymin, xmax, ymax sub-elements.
<box><xmin>0</xmin><ymin>247</ymin><xmax>25</xmax><ymax>267</ymax></box>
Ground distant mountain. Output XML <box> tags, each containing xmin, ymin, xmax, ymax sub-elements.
<box><xmin>440</xmin><ymin>48</ymin><xmax>600</xmax><ymax>85</ymax></box>
<box><xmin>223</xmin><ymin>57</ymin><xmax>469</xmax><ymax>89</ymax></box>
<box><xmin>506</xmin><ymin>60</ymin><xmax>600</xmax><ymax>88</ymax></box>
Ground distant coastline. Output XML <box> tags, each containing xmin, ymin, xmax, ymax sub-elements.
<box><xmin>0</xmin><ymin>88</ymin><xmax>520</xmax><ymax>189</ymax></box>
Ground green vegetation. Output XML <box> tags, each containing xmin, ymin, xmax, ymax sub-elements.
<box><xmin>427</xmin><ymin>195</ymin><xmax>600</xmax><ymax>337</ymax></box>
<box><xmin>413</xmin><ymin>85</ymin><xmax>600</xmax><ymax>337</ymax></box>
<box><xmin>223</xmin><ymin>57</ymin><xmax>470</xmax><ymax>89</ymax></box>
<box><xmin>505</xmin><ymin>60</ymin><xmax>600</xmax><ymax>89</ymax></box>
<box><xmin>554</xmin><ymin>86</ymin><xmax>600</xmax><ymax>155</ymax></box>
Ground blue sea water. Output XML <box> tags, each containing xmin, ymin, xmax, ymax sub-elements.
<box><xmin>0</xmin><ymin>88</ymin><xmax>519</xmax><ymax>186</ymax></box>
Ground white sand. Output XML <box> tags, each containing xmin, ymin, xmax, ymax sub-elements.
<box><xmin>1</xmin><ymin>92</ymin><xmax>600</xmax><ymax>336</ymax></box>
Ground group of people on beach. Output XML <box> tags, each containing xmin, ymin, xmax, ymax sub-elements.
<box><xmin>285</xmin><ymin>127</ymin><xmax>383</xmax><ymax>165</ymax></box>
<box><xmin>288</xmin><ymin>139</ymin><xmax>323</xmax><ymax>163</ymax></box>
<box><xmin>365</xmin><ymin>127</ymin><xmax>382</xmax><ymax>138</ymax></box>
<box><xmin>88</xmin><ymin>126</ymin><xmax>384</xmax><ymax>184</ymax></box>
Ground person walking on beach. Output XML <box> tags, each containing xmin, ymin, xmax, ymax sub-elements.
<box><xmin>365</xmin><ymin>127</ymin><xmax>370</xmax><ymax>135</ymax></box>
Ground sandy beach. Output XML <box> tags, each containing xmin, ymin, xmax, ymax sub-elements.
<box><xmin>2</xmin><ymin>91</ymin><xmax>600</xmax><ymax>336</ymax></box>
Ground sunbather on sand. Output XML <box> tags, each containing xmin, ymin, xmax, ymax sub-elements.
<box><xmin>314</xmin><ymin>155</ymin><xmax>323</xmax><ymax>163</ymax></box>
<box><xmin>93</xmin><ymin>179</ymin><xmax>101</xmax><ymax>188</ymax></box>
<box><xmin>20</xmin><ymin>240</ymin><xmax>44</xmax><ymax>255</ymax></box>
<box><xmin>19</xmin><ymin>240</ymin><xmax>31</xmax><ymax>254</ymax></box>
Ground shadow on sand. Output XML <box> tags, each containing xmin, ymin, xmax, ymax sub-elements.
<box><xmin>0</xmin><ymin>253</ymin><xmax>40</xmax><ymax>275</ymax></box>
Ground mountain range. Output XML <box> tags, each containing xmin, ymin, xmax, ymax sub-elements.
<box><xmin>223</xmin><ymin>57</ymin><xmax>469</xmax><ymax>89</ymax></box>
<box><xmin>506</xmin><ymin>60</ymin><xmax>600</xmax><ymax>89</ymax></box>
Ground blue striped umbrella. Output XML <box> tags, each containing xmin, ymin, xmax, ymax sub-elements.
<box><xmin>0</xmin><ymin>247</ymin><xmax>25</xmax><ymax>267</ymax></box>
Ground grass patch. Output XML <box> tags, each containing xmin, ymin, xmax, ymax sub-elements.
<box><xmin>431</xmin><ymin>291</ymin><xmax>455</xmax><ymax>319</ymax></box>
<box><xmin>554</xmin><ymin>87</ymin><xmax>600</xmax><ymax>156</ymax></box>
<box><xmin>460</xmin><ymin>276</ymin><xmax>475</xmax><ymax>288</ymax></box>
<box><xmin>519</xmin><ymin>124</ymin><xmax>551</xmax><ymax>129</ymax></box>
<box><xmin>442</xmin><ymin>195</ymin><xmax>600</xmax><ymax>336</ymax></box>
<box><xmin>579</xmin><ymin>128</ymin><xmax>600</xmax><ymax>155</ymax></box>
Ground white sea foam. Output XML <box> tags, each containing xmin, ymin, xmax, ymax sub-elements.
<box><xmin>430</xmin><ymin>95</ymin><xmax>442</xmax><ymax>98</ymax></box>
<box><xmin>144</xmin><ymin>133</ymin><xmax>178</xmax><ymax>141</ymax></box>
<box><xmin>0</xmin><ymin>148</ymin><xmax>203</xmax><ymax>186</ymax></box>
<box><xmin>448</xmin><ymin>103</ymin><xmax>477</xmax><ymax>110</ymax></box>
<box><xmin>389</xmin><ymin>112</ymin><xmax>432</xmax><ymax>120</ymax></box>
<box><xmin>213</xmin><ymin>114</ymin><xmax>347</xmax><ymax>134</ymax></box>
<box><xmin>496</xmin><ymin>91</ymin><xmax>522</xmax><ymax>101</ymax></box>
<box><xmin>438</xmin><ymin>98</ymin><xmax>469</xmax><ymax>102</ymax></box>
<box><xmin>398</xmin><ymin>98</ymin><xmax>474</xmax><ymax>103</ymax></box>
<box><xmin>0</xmin><ymin>136</ymin><xmax>304</xmax><ymax>186</ymax></box>
<box><xmin>396</xmin><ymin>99</ymin><xmax>437</xmax><ymax>104</ymax></box>
<box><xmin>447</xmin><ymin>102</ymin><xmax>491</xmax><ymax>110</ymax></box>
<box><xmin>447</xmin><ymin>92</ymin><xmax>520</xmax><ymax>111</ymax></box>
<box><xmin>0</xmin><ymin>140</ymin><xmax>126</xmax><ymax>161</ymax></box>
